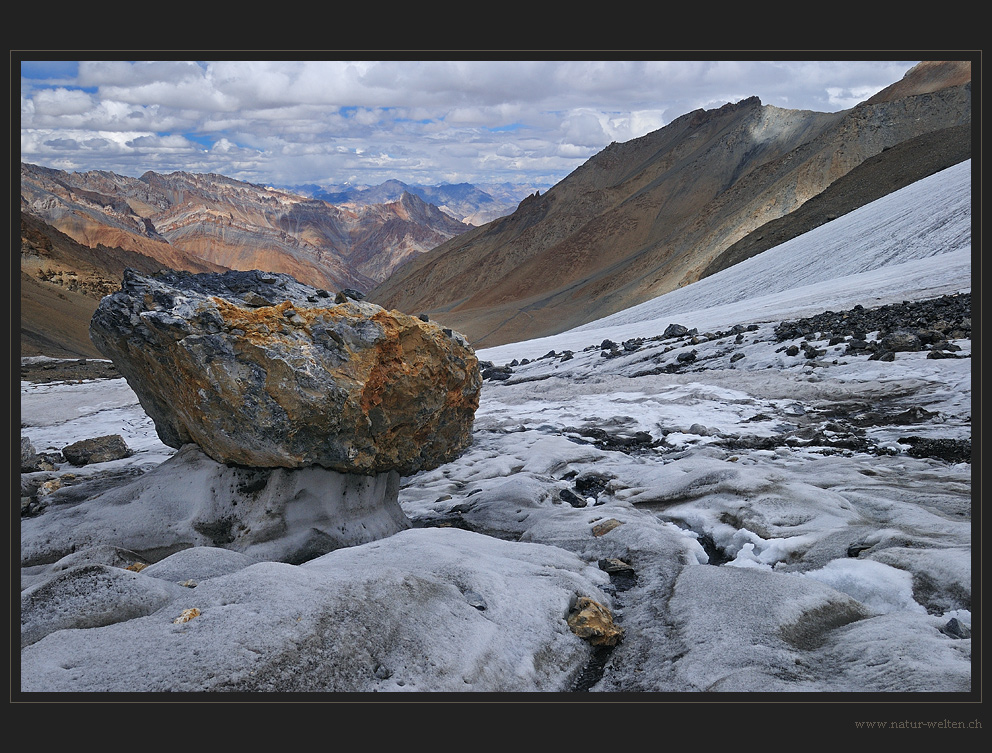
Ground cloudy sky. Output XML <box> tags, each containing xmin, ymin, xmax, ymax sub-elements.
<box><xmin>19</xmin><ymin>58</ymin><xmax>922</xmax><ymax>190</ymax></box>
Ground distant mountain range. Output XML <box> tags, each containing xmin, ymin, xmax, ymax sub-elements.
<box><xmin>281</xmin><ymin>180</ymin><xmax>549</xmax><ymax>226</ymax></box>
<box><xmin>19</xmin><ymin>60</ymin><xmax>972</xmax><ymax>358</ymax></box>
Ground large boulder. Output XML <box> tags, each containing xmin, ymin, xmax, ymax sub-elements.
<box><xmin>89</xmin><ymin>269</ymin><xmax>482</xmax><ymax>475</ymax></box>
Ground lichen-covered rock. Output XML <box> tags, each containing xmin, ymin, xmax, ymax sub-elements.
<box><xmin>89</xmin><ymin>269</ymin><xmax>482</xmax><ymax>474</ymax></box>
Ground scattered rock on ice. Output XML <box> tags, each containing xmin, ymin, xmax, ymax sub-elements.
<box><xmin>61</xmin><ymin>434</ymin><xmax>131</xmax><ymax>466</ymax></box>
<box><xmin>567</xmin><ymin>595</ymin><xmax>624</xmax><ymax>646</ymax></box>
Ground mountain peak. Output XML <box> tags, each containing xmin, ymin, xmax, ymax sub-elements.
<box><xmin>865</xmin><ymin>60</ymin><xmax>971</xmax><ymax>105</ymax></box>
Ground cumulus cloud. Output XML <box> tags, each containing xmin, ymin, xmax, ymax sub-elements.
<box><xmin>559</xmin><ymin>109</ymin><xmax>610</xmax><ymax>149</ymax></box>
<box><xmin>19</xmin><ymin>58</ymin><xmax>922</xmax><ymax>187</ymax></box>
<box><xmin>29</xmin><ymin>87</ymin><xmax>95</xmax><ymax>117</ymax></box>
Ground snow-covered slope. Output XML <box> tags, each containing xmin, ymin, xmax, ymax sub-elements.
<box><xmin>478</xmin><ymin>159</ymin><xmax>972</xmax><ymax>364</ymax></box>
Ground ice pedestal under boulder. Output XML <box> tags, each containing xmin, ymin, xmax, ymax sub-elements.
<box><xmin>21</xmin><ymin>444</ymin><xmax>411</xmax><ymax>567</ymax></box>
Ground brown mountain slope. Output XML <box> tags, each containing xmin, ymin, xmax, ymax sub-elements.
<box><xmin>865</xmin><ymin>60</ymin><xmax>973</xmax><ymax>104</ymax></box>
<box><xmin>19</xmin><ymin>165</ymin><xmax>231</xmax><ymax>278</ymax></box>
<box><xmin>19</xmin><ymin>211</ymin><xmax>203</xmax><ymax>358</ymax></box>
<box><xmin>136</xmin><ymin>170</ymin><xmax>375</xmax><ymax>291</ymax></box>
<box><xmin>367</xmin><ymin>61</ymin><xmax>972</xmax><ymax>349</ymax></box>
<box><xmin>346</xmin><ymin>192</ymin><xmax>473</xmax><ymax>281</ymax></box>
<box><xmin>21</xmin><ymin>271</ymin><xmax>105</xmax><ymax>359</ymax></box>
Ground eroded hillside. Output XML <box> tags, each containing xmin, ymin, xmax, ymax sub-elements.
<box><xmin>21</xmin><ymin>166</ymin><xmax>472</xmax><ymax>295</ymax></box>
<box><xmin>367</xmin><ymin>61</ymin><xmax>972</xmax><ymax>348</ymax></box>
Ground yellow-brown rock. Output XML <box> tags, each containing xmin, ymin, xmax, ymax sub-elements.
<box><xmin>567</xmin><ymin>596</ymin><xmax>624</xmax><ymax>647</ymax></box>
<box><xmin>591</xmin><ymin>518</ymin><xmax>622</xmax><ymax>537</ymax></box>
<box><xmin>90</xmin><ymin>269</ymin><xmax>481</xmax><ymax>474</ymax></box>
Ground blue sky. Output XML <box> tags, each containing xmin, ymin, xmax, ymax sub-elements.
<box><xmin>19</xmin><ymin>58</ymin><xmax>923</xmax><ymax>189</ymax></box>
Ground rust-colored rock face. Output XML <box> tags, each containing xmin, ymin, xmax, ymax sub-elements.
<box><xmin>90</xmin><ymin>270</ymin><xmax>481</xmax><ymax>475</ymax></box>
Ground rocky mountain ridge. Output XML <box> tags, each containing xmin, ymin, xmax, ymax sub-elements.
<box><xmin>699</xmin><ymin>122</ymin><xmax>972</xmax><ymax>279</ymax></box>
<box><xmin>20</xmin><ymin>164</ymin><xmax>474</xmax><ymax>295</ymax></box>
<box><xmin>367</xmin><ymin>61</ymin><xmax>972</xmax><ymax>348</ymax></box>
